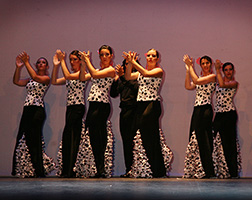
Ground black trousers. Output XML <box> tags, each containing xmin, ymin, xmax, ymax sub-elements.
<box><xmin>120</xmin><ymin>106</ymin><xmax>137</xmax><ymax>173</ymax></box>
<box><xmin>213</xmin><ymin>110</ymin><xmax>238</xmax><ymax>177</ymax></box>
<box><xmin>61</xmin><ymin>104</ymin><xmax>85</xmax><ymax>177</ymax></box>
<box><xmin>136</xmin><ymin>101</ymin><xmax>166</xmax><ymax>177</ymax></box>
<box><xmin>85</xmin><ymin>102</ymin><xmax>110</xmax><ymax>175</ymax></box>
<box><xmin>12</xmin><ymin>106</ymin><xmax>45</xmax><ymax>177</ymax></box>
<box><xmin>190</xmin><ymin>104</ymin><xmax>215</xmax><ymax>177</ymax></box>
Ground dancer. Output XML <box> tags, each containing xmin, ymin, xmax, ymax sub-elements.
<box><xmin>110</xmin><ymin>59</ymin><xmax>139</xmax><ymax>177</ymax></box>
<box><xmin>12</xmin><ymin>52</ymin><xmax>51</xmax><ymax>178</ymax></box>
<box><xmin>80</xmin><ymin>45</ymin><xmax>115</xmax><ymax>178</ymax></box>
<box><xmin>51</xmin><ymin>49</ymin><xmax>90</xmax><ymax>178</ymax></box>
<box><xmin>183</xmin><ymin>54</ymin><xmax>216</xmax><ymax>178</ymax></box>
<box><xmin>123</xmin><ymin>49</ymin><xmax>173</xmax><ymax>178</ymax></box>
<box><xmin>213</xmin><ymin>60</ymin><xmax>241</xmax><ymax>178</ymax></box>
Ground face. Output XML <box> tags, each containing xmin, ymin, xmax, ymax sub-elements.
<box><xmin>69</xmin><ymin>54</ymin><xmax>81</xmax><ymax>72</ymax></box>
<box><xmin>200</xmin><ymin>58</ymin><xmax>212</xmax><ymax>74</ymax></box>
<box><xmin>146</xmin><ymin>49</ymin><xmax>158</xmax><ymax>65</ymax></box>
<box><xmin>99</xmin><ymin>49</ymin><xmax>113</xmax><ymax>67</ymax></box>
<box><xmin>223</xmin><ymin>65</ymin><xmax>234</xmax><ymax>79</ymax></box>
<box><xmin>36</xmin><ymin>58</ymin><xmax>48</xmax><ymax>72</ymax></box>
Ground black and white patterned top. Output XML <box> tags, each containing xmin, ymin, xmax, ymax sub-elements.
<box><xmin>24</xmin><ymin>79</ymin><xmax>49</xmax><ymax>107</ymax></box>
<box><xmin>137</xmin><ymin>74</ymin><xmax>162</xmax><ymax>101</ymax></box>
<box><xmin>194</xmin><ymin>82</ymin><xmax>216</xmax><ymax>107</ymax></box>
<box><xmin>66</xmin><ymin>79</ymin><xmax>87</xmax><ymax>106</ymax></box>
<box><xmin>88</xmin><ymin>77</ymin><xmax>114</xmax><ymax>103</ymax></box>
<box><xmin>214</xmin><ymin>84</ymin><xmax>236</xmax><ymax>113</ymax></box>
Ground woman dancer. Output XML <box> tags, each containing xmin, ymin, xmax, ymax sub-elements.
<box><xmin>80</xmin><ymin>45</ymin><xmax>115</xmax><ymax>178</ymax></box>
<box><xmin>110</xmin><ymin>59</ymin><xmax>139</xmax><ymax>177</ymax></box>
<box><xmin>183</xmin><ymin>54</ymin><xmax>216</xmax><ymax>178</ymax></box>
<box><xmin>12</xmin><ymin>52</ymin><xmax>51</xmax><ymax>178</ymax></box>
<box><xmin>213</xmin><ymin>60</ymin><xmax>241</xmax><ymax>178</ymax></box>
<box><xmin>52</xmin><ymin>49</ymin><xmax>90</xmax><ymax>178</ymax></box>
<box><xmin>123</xmin><ymin>49</ymin><xmax>173</xmax><ymax>178</ymax></box>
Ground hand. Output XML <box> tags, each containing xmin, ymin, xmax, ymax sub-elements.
<box><xmin>116</xmin><ymin>64</ymin><xmax>124</xmax><ymax>77</ymax></box>
<box><xmin>122</xmin><ymin>51</ymin><xmax>137</xmax><ymax>63</ymax></box>
<box><xmin>19</xmin><ymin>51</ymin><xmax>29</xmax><ymax>63</ymax></box>
<box><xmin>80</xmin><ymin>51</ymin><xmax>90</xmax><ymax>62</ymax></box>
<box><xmin>56</xmin><ymin>49</ymin><xmax>65</xmax><ymax>61</ymax></box>
<box><xmin>215</xmin><ymin>59</ymin><xmax>222</xmax><ymax>71</ymax></box>
<box><xmin>15</xmin><ymin>56</ymin><xmax>24</xmax><ymax>68</ymax></box>
<box><xmin>53</xmin><ymin>53</ymin><xmax>60</xmax><ymax>66</ymax></box>
<box><xmin>183</xmin><ymin>54</ymin><xmax>193</xmax><ymax>67</ymax></box>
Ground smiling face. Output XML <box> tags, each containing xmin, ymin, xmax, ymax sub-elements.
<box><xmin>69</xmin><ymin>54</ymin><xmax>81</xmax><ymax>72</ymax></box>
<box><xmin>200</xmin><ymin>58</ymin><xmax>212</xmax><ymax>75</ymax></box>
<box><xmin>99</xmin><ymin>48</ymin><xmax>113</xmax><ymax>68</ymax></box>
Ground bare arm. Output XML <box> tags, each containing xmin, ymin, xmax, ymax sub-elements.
<box><xmin>19</xmin><ymin>52</ymin><xmax>50</xmax><ymax>85</ymax></box>
<box><xmin>51</xmin><ymin>53</ymin><xmax>66</xmax><ymax>85</ymax></box>
<box><xmin>184</xmin><ymin>63</ymin><xmax>196</xmax><ymax>90</ymax></box>
<box><xmin>13</xmin><ymin>56</ymin><xmax>29</xmax><ymax>86</ymax></box>
<box><xmin>82</xmin><ymin>51</ymin><xmax>115</xmax><ymax>79</ymax></box>
<box><xmin>79</xmin><ymin>51</ymin><xmax>91</xmax><ymax>81</ymax></box>
<box><xmin>215</xmin><ymin>59</ymin><xmax>238</xmax><ymax>88</ymax></box>
<box><xmin>183</xmin><ymin>54</ymin><xmax>216</xmax><ymax>85</ymax></box>
<box><xmin>57</xmin><ymin>50</ymin><xmax>80</xmax><ymax>80</ymax></box>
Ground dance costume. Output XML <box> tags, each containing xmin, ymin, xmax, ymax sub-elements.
<box><xmin>183</xmin><ymin>81</ymin><xmax>216</xmax><ymax>178</ymax></box>
<box><xmin>12</xmin><ymin>79</ymin><xmax>54</xmax><ymax>177</ymax></box>
<box><xmin>85</xmin><ymin>76</ymin><xmax>114</xmax><ymax>177</ymax></box>
<box><xmin>213</xmin><ymin>84</ymin><xmax>241</xmax><ymax>178</ymax></box>
<box><xmin>131</xmin><ymin>74</ymin><xmax>173</xmax><ymax>178</ymax></box>
<box><xmin>57</xmin><ymin>79</ymin><xmax>86</xmax><ymax>178</ymax></box>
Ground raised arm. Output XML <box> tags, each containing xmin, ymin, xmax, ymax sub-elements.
<box><xmin>123</xmin><ymin>51</ymin><xmax>139</xmax><ymax>80</ymax></box>
<box><xmin>13</xmin><ymin>56</ymin><xmax>30</xmax><ymax>86</ymax></box>
<box><xmin>57</xmin><ymin>50</ymin><xmax>80</xmax><ymax>80</ymax></box>
<box><xmin>184</xmin><ymin>61</ymin><xmax>196</xmax><ymax>90</ymax></box>
<box><xmin>79</xmin><ymin>51</ymin><xmax>91</xmax><ymax>82</ymax></box>
<box><xmin>82</xmin><ymin>51</ymin><xmax>115</xmax><ymax>79</ymax></box>
<box><xmin>51</xmin><ymin>53</ymin><xmax>66</xmax><ymax>85</ymax></box>
<box><xmin>183</xmin><ymin>54</ymin><xmax>215</xmax><ymax>85</ymax></box>
<box><xmin>19</xmin><ymin>52</ymin><xmax>50</xmax><ymax>85</ymax></box>
<box><xmin>131</xmin><ymin>52</ymin><xmax>163</xmax><ymax>77</ymax></box>
<box><xmin>215</xmin><ymin>59</ymin><xmax>238</xmax><ymax>88</ymax></box>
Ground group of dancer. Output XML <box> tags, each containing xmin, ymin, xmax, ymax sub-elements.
<box><xmin>183</xmin><ymin>54</ymin><xmax>241</xmax><ymax>179</ymax></box>
<box><xmin>11</xmin><ymin>45</ymin><xmax>240</xmax><ymax>179</ymax></box>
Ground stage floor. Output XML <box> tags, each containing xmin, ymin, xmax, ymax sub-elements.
<box><xmin>0</xmin><ymin>177</ymin><xmax>252</xmax><ymax>200</ymax></box>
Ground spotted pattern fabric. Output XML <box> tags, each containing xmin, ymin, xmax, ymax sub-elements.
<box><xmin>137</xmin><ymin>74</ymin><xmax>162</xmax><ymax>101</ymax></box>
<box><xmin>213</xmin><ymin>132</ymin><xmax>242</xmax><ymax>178</ymax></box>
<box><xmin>66</xmin><ymin>79</ymin><xmax>87</xmax><ymax>106</ymax></box>
<box><xmin>183</xmin><ymin>131</ymin><xmax>206</xmax><ymax>179</ymax></box>
<box><xmin>131</xmin><ymin>129</ymin><xmax>173</xmax><ymax>178</ymax></box>
<box><xmin>88</xmin><ymin>77</ymin><xmax>114</xmax><ymax>103</ymax></box>
<box><xmin>214</xmin><ymin>84</ymin><xmax>236</xmax><ymax>113</ymax></box>
<box><xmin>56</xmin><ymin>121</ymin><xmax>114</xmax><ymax>178</ymax></box>
<box><xmin>24</xmin><ymin>79</ymin><xmax>49</xmax><ymax>107</ymax></box>
<box><xmin>14</xmin><ymin>134</ymin><xmax>55</xmax><ymax>178</ymax></box>
<box><xmin>194</xmin><ymin>82</ymin><xmax>216</xmax><ymax>107</ymax></box>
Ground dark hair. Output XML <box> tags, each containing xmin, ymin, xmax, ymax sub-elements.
<box><xmin>70</xmin><ymin>50</ymin><xmax>81</xmax><ymax>60</ymax></box>
<box><xmin>122</xmin><ymin>58</ymin><xmax>140</xmax><ymax>72</ymax></box>
<box><xmin>99</xmin><ymin>45</ymin><xmax>113</xmax><ymax>54</ymax></box>
<box><xmin>222</xmin><ymin>62</ymin><xmax>234</xmax><ymax>72</ymax></box>
<box><xmin>36</xmin><ymin>57</ymin><xmax>48</xmax><ymax>66</ymax></box>
<box><xmin>200</xmin><ymin>55</ymin><xmax>212</xmax><ymax>65</ymax></box>
<box><xmin>147</xmin><ymin>48</ymin><xmax>160</xmax><ymax>58</ymax></box>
